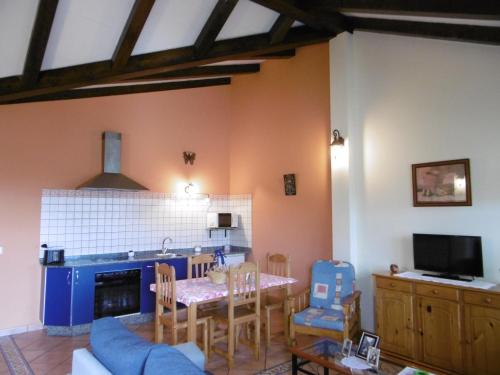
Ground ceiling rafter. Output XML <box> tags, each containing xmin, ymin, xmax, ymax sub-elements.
<box><xmin>194</xmin><ymin>0</ymin><xmax>239</xmax><ymax>58</ymax></box>
<box><xmin>249</xmin><ymin>0</ymin><xmax>348</xmax><ymax>34</ymax></box>
<box><xmin>269</xmin><ymin>15</ymin><xmax>295</xmax><ymax>44</ymax></box>
<box><xmin>348</xmin><ymin>16</ymin><xmax>500</xmax><ymax>45</ymax></box>
<box><xmin>112</xmin><ymin>0</ymin><xmax>156</xmax><ymax>70</ymax></box>
<box><xmin>256</xmin><ymin>49</ymin><xmax>296</xmax><ymax>58</ymax></box>
<box><xmin>0</xmin><ymin>26</ymin><xmax>332</xmax><ymax>104</ymax></box>
<box><xmin>22</xmin><ymin>0</ymin><xmax>59</xmax><ymax>86</ymax></box>
<box><xmin>309</xmin><ymin>0</ymin><xmax>500</xmax><ymax>20</ymax></box>
<box><xmin>123</xmin><ymin>64</ymin><xmax>260</xmax><ymax>83</ymax></box>
<box><xmin>6</xmin><ymin>78</ymin><xmax>231</xmax><ymax>105</ymax></box>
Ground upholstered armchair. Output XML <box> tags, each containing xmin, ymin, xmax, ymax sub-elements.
<box><xmin>288</xmin><ymin>260</ymin><xmax>361</xmax><ymax>346</ymax></box>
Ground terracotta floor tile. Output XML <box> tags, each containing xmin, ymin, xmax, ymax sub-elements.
<box><xmin>3</xmin><ymin>314</ymin><xmax>306</xmax><ymax>374</ymax></box>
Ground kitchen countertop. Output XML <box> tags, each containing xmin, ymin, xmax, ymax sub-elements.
<box><xmin>41</xmin><ymin>246</ymin><xmax>251</xmax><ymax>267</ymax></box>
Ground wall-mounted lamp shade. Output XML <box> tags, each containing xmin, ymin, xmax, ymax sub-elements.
<box><xmin>331</xmin><ymin>129</ymin><xmax>345</xmax><ymax>147</ymax></box>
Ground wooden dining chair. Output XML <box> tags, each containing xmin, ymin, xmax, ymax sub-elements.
<box><xmin>188</xmin><ymin>254</ymin><xmax>215</xmax><ymax>279</ymax></box>
<box><xmin>262</xmin><ymin>253</ymin><xmax>292</xmax><ymax>347</ymax></box>
<box><xmin>209</xmin><ymin>262</ymin><xmax>261</xmax><ymax>368</ymax></box>
<box><xmin>154</xmin><ymin>262</ymin><xmax>210</xmax><ymax>357</ymax></box>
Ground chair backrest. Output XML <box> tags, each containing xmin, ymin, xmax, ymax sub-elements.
<box><xmin>267</xmin><ymin>253</ymin><xmax>291</xmax><ymax>277</ymax></box>
<box><xmin>155</xmin><ymin>262</ymin><xmax>177</xmax><ymax>318</ymax></box>
<box><xmin>188</xmin><ymin>254</ymin><xmax>215</xmax><ymax>279</ymax></box>
<box><xmin>228</xmin><ymin>262</ymin><xmax>260</xmax><ymax>313</ymax></box>
<box><xmin>309</xmin><ymin>260</ymin><xmax>355</xmax><ymax>311</ymax></box>
<box><xmin>267</xmin><ymin>253</ymin><xmax>292</xmax><ymax>296</ymax></box>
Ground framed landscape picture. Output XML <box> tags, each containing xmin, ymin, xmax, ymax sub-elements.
<box><xmin>412</xmin><ymin>159</ymin><xmax>471</xmax><ymax>207</ymax></box>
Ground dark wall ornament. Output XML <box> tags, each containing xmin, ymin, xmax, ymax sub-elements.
<box><xmin>284</xmin><ymin>174</ymin><xmax>296</xmax><ymax>196</ymax></box>
<box><xmin>183</xmin><ymin>151</ymin><xmax>196</xmax><ymax>165</ymax></box>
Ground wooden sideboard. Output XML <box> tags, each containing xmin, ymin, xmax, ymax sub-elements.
<box><xmin>373</xmin><ymin>273</ymin><xmax>500</xmax><ymax>375</ymax></box>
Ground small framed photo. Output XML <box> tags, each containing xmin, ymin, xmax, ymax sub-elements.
<box><xmin>341</xmin><ymin>338</ymin><xmax>352</xmax><ymax>357</ymax></box>
<box><xmin>283</xmin><ymin>173</ymin><xmax>296</xmax><ymax>196</ymax></box>
<box><xmin>366</xmin><ymin>346</ymin><xmax>380</xmax><ymax>369</ymax></box>
<box><xmin>412</xmin><ymin>158</ymin><xmax>471</xmax><ymax>207</ymax></box>
<box><xmin>355</xmin><ymin>331</ymin><xmax>380</xmax><ymax>360</ymax></box>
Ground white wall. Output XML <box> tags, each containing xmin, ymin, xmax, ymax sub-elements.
<box><xmin>330</xmin><ymin>31</ymin><xmax>500</xmax><ymax>331</ymax></box>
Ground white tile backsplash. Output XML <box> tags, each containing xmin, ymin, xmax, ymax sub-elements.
<box><xmin>39</xmin><ymin>190</ymin><xmax>252</xmax><ymax>257</ymax></box>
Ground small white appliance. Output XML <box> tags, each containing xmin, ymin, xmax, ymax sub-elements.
<box><xmin>207</xmin><ymin>213</ymin><xmax>238</xmax><ymax>229</ymax></box>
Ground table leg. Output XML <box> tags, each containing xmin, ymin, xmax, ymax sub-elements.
<box><xmin>187</xmin><ymin>302</ymin><xmax>198</xmax><ymax>343</ymax></box>
<box><xmin>323</xmin><ymin>366</ymin><xmax>329</xmax><ymax>375</ymax></box>
<box><xmin>292</xmin><ymin>354</ymin><xmax>298</xmax><ymax>375</ymax></box>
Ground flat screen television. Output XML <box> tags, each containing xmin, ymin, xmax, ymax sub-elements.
<box><xmin>413</xmin><ymin>233</ymin><xmax>483</xmax><ymax>280</ymax></box>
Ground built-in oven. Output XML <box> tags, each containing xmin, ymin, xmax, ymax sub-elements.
<box><xmin>94</xmin><ymin>269</ymin><xmax>141</xmax><ymax>319</ymax></box>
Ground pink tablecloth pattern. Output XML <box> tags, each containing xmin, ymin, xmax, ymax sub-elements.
<box><xmin>150</xmin><ymin>273</ymin><xmax>297</xmax><ymax>306</ymax></box>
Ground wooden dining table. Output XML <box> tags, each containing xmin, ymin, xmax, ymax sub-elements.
<box><xmin>150</xmin><ymin>273</ymin><xmax>297</xmax><ymax>343</ymax></box>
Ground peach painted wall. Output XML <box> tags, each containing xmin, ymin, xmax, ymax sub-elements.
<box><xmin>229</xmin><ymin>44</ymin><xmax>332</xmax><ymax>290</ymax></box>
<box><xmin>0</xmin><ymin>87</ymin><xmax>231</xmax><ymax>331</ymax></box>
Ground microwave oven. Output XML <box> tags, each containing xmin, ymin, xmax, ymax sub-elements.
<box><xmin>207</xmin><ymin>213</ymin><xmax>238</xmax><ymax>229</ymax></box>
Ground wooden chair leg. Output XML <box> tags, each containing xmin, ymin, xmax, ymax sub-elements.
<box><xmin>265</xmin><ymin>307</ymin><xmax>271</xmax><ymax>347</ymax></box>
<box><xmin>208</xmin><ymin>319</ymin><xmax>215</xmax><ymax>359</ymax></box>
<box><xmin>254</xmin><ymin>317</ymin><xmax>260</xmax><ymax>360</ymax></box>
<box><xmin>228</xmin><ymin>323</ymin><xmax>235</xmax><ymax>369</ymax></box>
<box><xmin>202</xmin><ymin>320</ymin><xmax>208</xmax><ymax>359</ymax></box>
<box><xmin>172</xmin><ymin>324</ymin><xmax>178</xmax><ymax>345</ymax></box>
<box><xmin>289</xmin><ymin>321</ymin><xmax>296</xmax><ymax>346</ymax></box>
<box><xmin>155</xmin><ymin>315</ymin><xmax>163</xmax><ymax>344</ymax></box>
<box><xmin>235</xmin><ymin>324</ymin><xmax>241</xmax><ymax>352</ymax></box>
<box><xmin>283</xmin><ymin>301</ymin><xmax>290</xmax><ymax>340</ymax></box>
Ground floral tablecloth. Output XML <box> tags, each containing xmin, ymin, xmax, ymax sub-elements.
<box><xmin>150</xmin><ymin>273</ymin><xmax>297</xmax><ymax>306</ymax></box>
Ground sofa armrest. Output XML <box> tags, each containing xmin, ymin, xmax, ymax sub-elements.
<box><xmin>72</xmin><ymin>348</ymin><xmax>112</xmax><ymax>375</ymax></box>
<box><xmin>173</xmin><ymin>342</ymin><xmax>205</xmax><ymax>371</ymax></box>
<box><xmin>288</xmin><ymin>288</ymin><xmax>311</xmax><ymax>315</ymax></box>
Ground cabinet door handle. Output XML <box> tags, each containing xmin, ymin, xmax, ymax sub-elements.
<box><xmin>432</xmin><ymin>289</ymin><xmax>439</xmax><ymax>295</ymax></box>
<box><xmin>67</xmin><ymin>271</ymin><xmax>71</xmax><ymax>285</ymax></box>
<box><xmin>484</xmin><ymin>297</ymin><xmax>492</xmax><ymax>304</ymax></box>
<box><xmin>146</xmin><ymin>265</ymin><xmax>154</xmax><ymax>269</ymax></box>
<box><xmin>390</xmin><ymin>282</ymin><xmax>396</xmax><ymax>287</ymax></box>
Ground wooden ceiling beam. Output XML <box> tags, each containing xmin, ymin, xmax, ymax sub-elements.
<box><xmin>5</xmin><ymin>78</ymin><xmax>231</xmax><ymax>105</ymax></box>
<box><xmin>249</xmin><ymin>0</ymin><xmax>348</xmax><ymax>34</ymax></box>
<box><xmin>0</xmin><ymin>26</ymin><xmax>331</xmax><ymax>103</ymax></box>
<box><xmin>112</xmin><ymin>0</ymin><xmax>156</xmax><ymax>69</ymax></box>
<box><xmin>123</xmin><ymin>64</ymin><xmax>260</xmax><ymax>83</ymax></box>
<box><xmin>22</xmin><ymin>0</ymin><xmax>59</xmax><ymax>86</ymax></box>
<box><xmin>348</xmin><ymin>16</ymin><xmax>500</xmax><ymax>45</ymax></box>
<box><xmin>310</xmin><ymin>0</ymin><xmax>500</xmax><ymax>20</ymax></box>
<box><xmin>269</xmin><ymin>15</ymin><xmax>295</xmax><ymax>44</ymax></box>
<box><xmin>195</xmin><ymin>0</ymin><xmax>239</xmax><ymax>57</ymax></box>
<box><xmin>256</xmin><ymin>49</ymin><xmax>296</xmax><ymax>58</ymax></box>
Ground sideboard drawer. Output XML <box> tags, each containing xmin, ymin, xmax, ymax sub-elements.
<box><xmin>416</xmin><ymin>284</ymin><xmax>459</xmax><ymax>302</ymax></box>
<box><xmin>376</xmin><ymin>277</ymin><xmax>412</xmax><ymax>293</ymax></box>
<box><xmin>464</xmin><ymin>291</ymin><xmax>500</xmax><ymax>309</ymax></box>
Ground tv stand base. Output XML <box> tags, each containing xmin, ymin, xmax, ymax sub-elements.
<box><xmin>422</xmin><ymin>273</ymin><xmax>473</xmax><ymax>282</ymax></box>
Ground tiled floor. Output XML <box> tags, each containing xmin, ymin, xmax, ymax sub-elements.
<box><xmin>0</xmin><ymin>311</ymin><xmax>318</xmax><ymax>375</ymax></box>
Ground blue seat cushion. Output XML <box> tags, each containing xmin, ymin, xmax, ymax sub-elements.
<box><xmin>293</xmin><ymin>307</ymin><xmax>344</xmax><ymax>331</ymax></box>
<box><xmin>144</xmin><ymin>345</ymin><xmax>205</xmax><ymax>375</ymax></box>
<box><xmin>90</xmin><ymin>317</ymin><xmax>155</xmax><ymax>375</ymax></box>
<box><xmin>310</xmin><ymin>260</ymin><xmax>355</xmax><ymax>310</ymax></box>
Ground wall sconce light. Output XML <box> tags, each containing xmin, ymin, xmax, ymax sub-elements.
<box><xmin>183</xmin><ymin>151</ymin><xmax>196</xmax><ymax>165</ymax></box>
<box><xmin>330</xmin><ymin>129</ymin><xmax>345</xmax><ymax>148</ymax></box>
<box><xmin>185</xmin><ymin>182</ymin><xmax>197</xmax><ymax>195</ymax></box>
<box><xmin>330</xmin><ymin>129</ymin><xmax>348</xmax><ymax>167</ymax></box>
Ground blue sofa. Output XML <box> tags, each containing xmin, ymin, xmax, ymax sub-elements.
<box><xmin>71</xmin><ymin>317</ymin><xmax>206</xmax><ymax>375</ymax></box>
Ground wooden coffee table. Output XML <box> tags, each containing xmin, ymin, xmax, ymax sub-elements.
<box><xmin>289</xmin><ymin>338</ymin><xmax>404</xmax><ymax>375</ymax></box>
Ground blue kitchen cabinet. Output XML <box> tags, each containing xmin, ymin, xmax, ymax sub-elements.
<box><xmin>71</xmin><ymin>266</ymin><xmax>96</xmax><ymax>325</ymax></box>
<box><xmin>140</xmin><ymin>257</ymin><xmax>187</xmax><ymax>313</ymax></box>
<box><xmin>43</xmin><ymin>267</ymin><xmax>72</xmax><ymax>326</ymax></box>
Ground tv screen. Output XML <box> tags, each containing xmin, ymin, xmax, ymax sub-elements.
<box><xmin>413</xmin><ymin>233</ymin><xmax>483</xmax><ymax>277</ymax></box>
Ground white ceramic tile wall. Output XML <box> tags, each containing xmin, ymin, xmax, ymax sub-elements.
<box><xmin>39</xmin><ymin>190</ymin><xmax>252</xmax><ymax>257</ymax></box>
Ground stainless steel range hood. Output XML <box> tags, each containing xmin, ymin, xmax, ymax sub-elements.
<box><xmin>78</xmin><ymin>132</ymin><xmax>148</xmax><ymax>191</ymax></box>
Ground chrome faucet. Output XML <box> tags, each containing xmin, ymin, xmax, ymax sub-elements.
<box><xmin>161</xmin><ymin>237</ymin><xmax>173</xmax><ymax>254</ymax></box>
